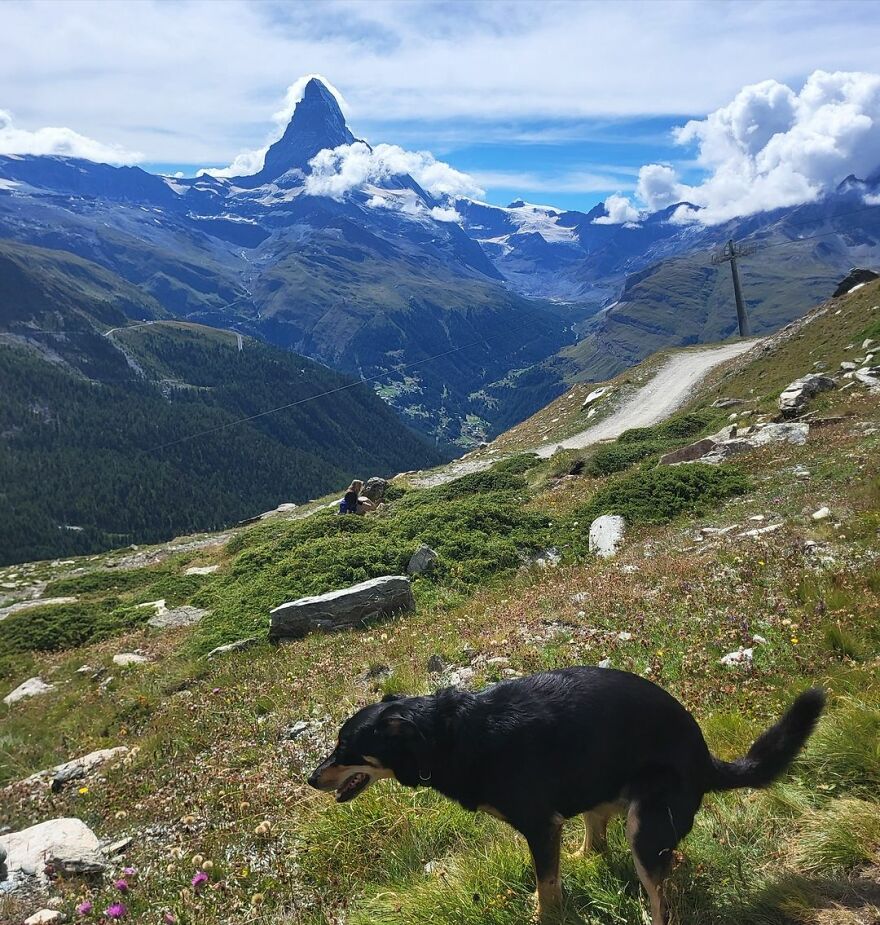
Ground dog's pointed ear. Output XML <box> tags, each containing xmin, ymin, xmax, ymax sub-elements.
<box><xmin>381</xmin><ymin>693</ymin><xmax>404</xmax><ymax>703</ymax></box>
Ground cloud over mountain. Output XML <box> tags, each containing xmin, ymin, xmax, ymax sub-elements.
<box><xmin>0</xmin><ymin>110</ymin><xmax>141</xmax><ymax>165</ymax></box>
<box><xmin>602</xmin><ymin>70</ymin><xmax>880</xmax><ymax>225</ymax></box>
<box><xmin>304</xmin><ymin>141</ymin><xmax>482</xmax><ymax>201</ymax></box>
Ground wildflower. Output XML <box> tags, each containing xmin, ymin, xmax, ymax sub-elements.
<box><xmin>122</xmin><ymin>867</ymin><xmax>138</xmax><ymax>878</ymax></box>
<box><xmin>191</xmin><ymin>870</ymin><xmax>209</xmax><ymax>890</ymax></box>
<box><xmin>163</xmin><ymin>914</ymin><xmax>176</xmax><ymax>925</ymax></box>
<box><xmin>105</xmin><ymin>903</ymin><xmax>127</xmax><ymax>920</ymax></box>
<box><xmin>191</xmin><ymin>854</ymin><xmax>204</xmax><ymax>867</ymax></box>
<box><xmin>114</xmin><ymin>811</ymin><xmax>128</xmax><ymax>821</ymax></box>
<box><xmin>76</xmin><ymin>901</ymin><xmax>93</xmax><ymax>916</ymax></box>
<box><xmin>78</xmin><ymin>786</ymin><xmax>90</xmax><ymax>796</ymax></box>
<box><xmin>791</xmin><ymin>637</ymin><xmax>799</xmax><ymax>645</ymax></box>
<box><xmin>201</xmin><ymin>860</ymin><xmax>214</xmax><ymax>871</ymax></box>
<box><xmin>114</xmin><ymin>879</ymin><xmax>129</xmax><ymax>892</ymax></box>
<box><xmin>250</xmin><ymin>894</ymin><xmax>264</xmax><ymax>906</ymax></box>
<box><xmin>212</xmin><ymin>688</ymin><xmax>221</xmax><ymax>695</ymax></box>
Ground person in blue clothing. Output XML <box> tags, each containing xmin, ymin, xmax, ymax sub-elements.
<box><xmin>339</xmin><ymin>479</ymin><xmax>374</xmax><ymax>515</ymax></box>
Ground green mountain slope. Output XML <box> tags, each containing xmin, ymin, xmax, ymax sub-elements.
<box><xmin>0</xmin><ymin>242</ymin><xmax>446</xmax><ymax>565</ymax></box>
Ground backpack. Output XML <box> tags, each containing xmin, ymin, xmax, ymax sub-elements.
<box><xmin>339</xmin><ymin>492</ymin><xmax>358</xmax><ymax>514</ymax></box>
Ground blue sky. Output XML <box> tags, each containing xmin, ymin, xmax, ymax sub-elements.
<box><xmin>3</xmin><ymin>0</ymin><xmax>880</xmax><ymax>215</ymax></box>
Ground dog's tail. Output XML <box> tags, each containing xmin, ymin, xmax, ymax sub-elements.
<box><xmin>707</xmin><ymin>688</ymin><xmax>825</xmax><ymax>792</ymax></box>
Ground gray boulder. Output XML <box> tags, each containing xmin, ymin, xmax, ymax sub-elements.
<box><xmin>778</xmin><ymin>375</ymin><xmax>835</xmax><ymax>417</ymax></box>
<box><xmin>0</xmin><ymin>818</ymin><xmax>105</xmax><ymax>889</ymax></box>
<box><xmin>147</xmin><ymin>605</ymin><xmax>209</xmax><ymax>630</ymax></box>
<box><xmin>588</xmin><ymin>515</ymin><xmax>626</xmax><ymax>558</ymax></box>
<box><xmin>204</xmin><ymin>637</ymin><xmax>260</xmax><ymax>659</ymax></box>
<box><xmin>361</xmin><ymin>477</ymin><xmax>389</xmax><ymax>503</ymax></box>
<box><xmin>269</xmin><ymin>575</ymin><xmax>415</xmax><ymax>642</ymax></box>
<box><xmin>4</xmin><ymin>676</ymin><xmax>54</xmax><ymax>706</ymax></box>
<box><xmin>659</xmin><ymin>438</ymin><xmax>719</xmax><ymax>466</ymax></box>
<box><xmin>407</xmin><ymin>544</ymin><xmax>438</xmax><ymax>575</ymax></box>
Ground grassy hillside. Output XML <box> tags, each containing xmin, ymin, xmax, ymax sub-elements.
<box><xmin>0</xmin><ymin>243</ymin><xmax>446</xmax><ymax>564</ymax></box>
<box><xmin>1</xmin><ymin>283</ymin><xmax>878</xmax><ymax>925</ymax></box>
<box><xmin>561</xmin><ymin>240</ymin><xmax>851</xmax><ymax>382</ymax></box>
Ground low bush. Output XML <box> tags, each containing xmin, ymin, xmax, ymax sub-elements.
<box><xmin>586</xmin><ymin>409</ymin><xmax>723</xmax><ymax>477</ymax></box>
<box><xmin>572</xmin><ymin>464</ymin><xmax>749</xmax><ymax>531</ymax></box>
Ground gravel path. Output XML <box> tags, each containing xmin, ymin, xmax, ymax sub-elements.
<box><xmin>411</xmin><ymin>339</ymin><xmax>759</xmax><ymax>487</ymax></box>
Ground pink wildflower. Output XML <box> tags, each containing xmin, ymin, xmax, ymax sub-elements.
<box><xmin>105</xmin><ymin>903</ymin><xmax>127</xmax><ymax>919</ymax></box>
<box><xmin>114</xmin><ymin>879</ymin><xmax>129</xmax><ymax>892</ymax></box>
<box><xmin>191</xmin><ymin>870</ymin><xmax>209</xmax><ymax>890</ymax></box>
<box><xmin>162</xmin><ymin>914</ymin><xmax>176</xmax><ymax>925</ymax></box>
<box><xmin>76</xmin><ymin>901</ymin><xmax>93</xmax><ymax>916</ymax></box>
<box><xmin>122</xmin><ymin>866</ymin><xmax>138</xmax><ymax>878</ymax></box>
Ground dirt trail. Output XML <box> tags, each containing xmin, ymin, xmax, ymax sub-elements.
<box><xmin>411</xmin><ymin>339</ymin><xmax>759</xmax><ymax>487</ymax></box>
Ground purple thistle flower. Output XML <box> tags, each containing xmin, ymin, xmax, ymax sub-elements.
<box><xmin>105</xmin><ymin>903</ymin><xmax>127</xmax><ymax>920</ymax></box>
<box><xmin>114</xmin><ymin>879</ymin><xmax>129</xmax><ymax>892</ymax></box>
<box><xmin>76</xmin><ymin>901</ymin><xmax>93</xmax><ymax>916</ymax></box>
<box><xmin>122</xmin><ymin>866</ymin><xmax>137</xmax><ymax>878</ymax></box>
<box><xmin>191</xmin><ymin>870</ymin><xmax>209</xmax><ymax>890</ymax></box>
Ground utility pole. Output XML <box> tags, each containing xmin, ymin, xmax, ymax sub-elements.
<box><xmin>712</xmin><ymin>239</ymin><xmax>756</xmax><ymax>337</ymax></box>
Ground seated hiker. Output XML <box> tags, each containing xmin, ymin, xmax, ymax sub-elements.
<box><xmin>339</xmin><ymin>479</ymin><xmax>374</xmax><ymax>515</ymax></box>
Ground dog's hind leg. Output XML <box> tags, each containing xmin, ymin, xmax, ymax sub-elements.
<box><xmin>573</xmin><ymin>802</ymin><xmax>621</xmax><ymax>857</ymax></box>
<box><xmin>524</xmin><ymin>814</ymin><xmax>564</xmax><ymax>922</ymax></box>
<box><xmin>625</xmin><ymin>794</ymin><xmax>698</xmax><ymax>925</ymax></box>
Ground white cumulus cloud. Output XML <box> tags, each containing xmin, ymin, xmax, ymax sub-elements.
<box><xmin>597</xmin><ymin>69</ymin><xmax>880</xmax><ymax>225</ymax></box>
<box><xmin>592</xmin><ymin>193</ymin><xmax>641</xmax><ymax>225</ymax></box>
<box><xmin>0</xmin><ymin>109</ymin><xmax>141</xmax><ymax>164</ymax></box>
<box><xmin>303</xmin><ymin>141</ymin><xmax>483</xmax><ymax>201</ymax></box>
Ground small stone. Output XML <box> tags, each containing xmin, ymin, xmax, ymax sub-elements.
<box><xmin>597</xmin><ymin>658</ymin><xmax>612</xmax><ymax>669</ymax></box>
<box><xmin>426</xmin><ymin>654</ymin><xmax>446</xmax><ymax>674</ymax></box>
<box><xmin>406</xmin><ymin>544</ymin><xmax>438</xmax><ymax>576</ymax></box>
<box><xmin>112</xmin><ymin>653</ymin><xmax>149</xmax><ymax>667</ymax></box>
<box><xmin>486</xmin><ymin>657</ymin><xmax>509</xmax><ymax>667</ymax></box>
<box><xmin>618</xmin><ymin>632</ymin><xmax>633</xmax><ymax>641</ymax></box>
<box><xmin>812</xmin><ymin>507</ymin><xmax>832</xmax><ymax>521</ymax></box>
<box><xmin>282</xmin><ymin>721</ymin><xmax>310</xmax><ymax>740</ymax></box>
<box><xmin>184</xmin><ymin>565</ymin><xmax>219</xmax><ymax>576</ymax></box>
<box><xmin>4</xmin><ymin>677</ymin><xmax>54</xmax><ymax>706</ymax></box>
<box><xmin>752</xmin><ymin>635</ymin><xmax>768</xmax><ymax>645</ymax></box>
<box><xmin>25</xmin><ymin>910</ymin><xmax>66</xmax><ymax>925</ymax></box>
<box><xmin>204</xmin><ymin>637</ymin><xmax>259</xmax><ymax>659</ymax></box>
<box><xmin>720</xmin><ymin>648</ymin><xmax>753</xmax><ymax>667</ymax></box>
<box><xmin>588</xmin><ymin>515</ymin><xmax>626</xmax><ymax>558</ymax></box>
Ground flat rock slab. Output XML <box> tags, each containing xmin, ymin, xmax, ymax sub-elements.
<box><xmin>4</xmin><ymin>677</ymin><xmax>54</xmax><ymax>706</ymax></box>
<box><xmin>147</xmin><ymin>605</ymin><xmax>209</xmax><ymax>629</ymax></box>
<box><xmin>778</xmin><ymin>374</ymin><xmax>834</xmax><ymax>417</ymax></box>
<box><xmin>0</xmin><ymin>818</ymin><xmax>105</xmax><ymax>889</ymax></box>
<box><xmin>112</xmin><ymin>653</ymin><xmax>149</xmax><ymax>667</ymax></box>
<box><xmin>23</xmin><ymin>747</ymin><xmax>129</xmax><ymax>790</ymax></box>
<box><xmin>269</xmin><ymin>575</ymin><xmax>415</xmax><ymax>642</ymax></box>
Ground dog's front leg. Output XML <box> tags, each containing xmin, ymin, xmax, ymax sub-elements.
<box><xmin>524</xmin><ymin>814</ymin><xmax>564</xmax><ymax>922</ymax></box>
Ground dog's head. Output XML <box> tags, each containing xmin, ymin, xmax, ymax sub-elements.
<box><xmin>307</xmin><ymin>693</ymin><xmax>430</xmax><ymax>801</ymax></box>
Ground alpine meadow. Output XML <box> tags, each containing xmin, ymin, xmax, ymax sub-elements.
<box><xmin>1</xmin><ymin>4</ymin><xmax>879</xmax><ymax>925</ymax></box>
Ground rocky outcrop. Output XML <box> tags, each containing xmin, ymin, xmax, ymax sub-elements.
<box><xmin>361</xmin><ymin>477</ymin><xmax>389</xmax><ymax>503</ymax></box>
<box><xmin>832</xmin><ymin>267</ymin><xmax>879</xmax><ymax>297</ymax></box>
<box><xmin>269</xmin><ymin>576</ymin><xmax>415</xmax><ymax>642</ymax></box>
<box><xmin>4</xmin><ymin>677</ymin><xmax>54</xmax><ymax>706</ymax></box>
<box><xmin>661</xmin><ymin>422</ymin><xmax>810</xmax><ymax>466</ymax></box>
<box><xmin>23</xmin><ymin>747</ymin><xmax>129</xmax><ymax>792</ymax></box>
<box><xmin>407</xmin><ymin>544</ymin><xmax>438</xmax><ymax>575</ymax></box>
<box><xmin>778</xmin><ymin>375</ymin><xmax>835</xmax><ymax>417</ymax></box>
<box><xmin>0</xmin><ymin>818</ymin><xmax>105</xmax><ymax>889</ymax></box>
<box><xmin>588</xmin><ymin>515</ymin><xmax>626</xmax><ymax>558</ymax></box>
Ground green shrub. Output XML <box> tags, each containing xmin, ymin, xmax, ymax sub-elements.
<box><xmin>586</xmin><ymin>409</ymin><xmax>723</xmax><ymax>477</ymax></box>
<box><xmin>0</xmin><ymin>599</ymin><xmax>148</xmax><ymax>657</ymax></box>
<box><xmin>422</xmin><ymin>470</ymin><xmax>527</xmax><ymax>501</ymax></box>
<box><xmin>572</xmin><ymin>464</ymin><xmax>749</xmax><ymax>530</ymax></box>
<box><xmin>491</xmin><ymin>454</ymin><xmax>541</xmax><ymax>476</ymax></box>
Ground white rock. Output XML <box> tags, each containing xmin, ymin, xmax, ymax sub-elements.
<box><xmin>184</xmin><ymin>565</ymin><xmax>220</xmax><ymax>576</ymax></box>
<box><xmin>0</xmin><ymin>818</ymin><xmax>105</xmax><ymax>887</ymax></box>
<box><xmin>24</xmin><ymin>747</ymin><xmax>129</xmax><ymax>786</ymax></box>
<box><xmin>720</xmin><ymin>648</ymin><xmax>753</xmax><ymax>667</ymax></box>
<box><xmin>581</xmin><ymin>386</ymin><xmax>609</xmax><ymax>409</ymax></box>
<box><xmin>618</xmin><ymin>632</ymin><xmax>633</xmax><ymax>641</ymax></box>
<box><xmin>752</xmin><ymin>635</ymin><xmax>768</xmax><ymax>645</ymax></box>
<box><xmin>597</xmin><ymin>658</ymin><xmax>612</xmax><ymax>669</ymax></box>
<box><xmin>112</xmin><ymin>652</ymin><xmax>149</xmax><ymax>667</ymax></box>
<box><xmin>812</xmin><ymin>507</ymin><xmax>832</xmax><ymax>521</ymax></box>
<box><xmin>25</xmin><ymin>910</ymin><xmax>66</xmax><ymax>925</ymax></box>
<box><xmin>589</xmin><ymin>515</ymin><xmax>626</xmax><ymax>558</ymax></box>
<box><xmin>738</xmin><ymin>523</ymin><xmax>784</xmax><ymax>538</ymax></box>
<box><xmin>863</xmin><ymin>338</ymin><xmax>875</xmax><ymax>351</ymax></box>
<box><xmin>4</xmin><ymin>677</ymin><xmax>54</xmax><ymax>706</ymax></box>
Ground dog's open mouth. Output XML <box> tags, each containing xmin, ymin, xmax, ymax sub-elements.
<box><xmin>336</xmin><ymin>772</ymin><xmax>370</xmax><ymax>803</ymax></box>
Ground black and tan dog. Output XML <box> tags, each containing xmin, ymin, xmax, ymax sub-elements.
<box><xmin>309</xmin><ymin>666</ymin><xmax>824</xmax><ymax>924</ymax></box>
